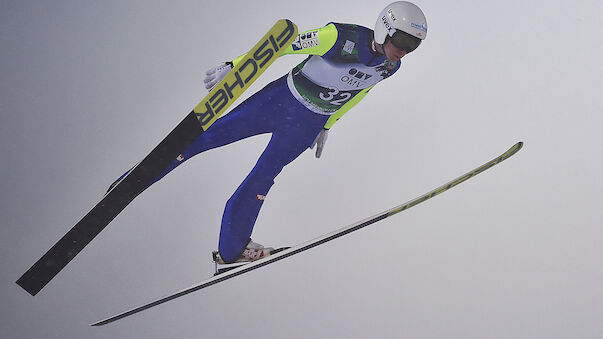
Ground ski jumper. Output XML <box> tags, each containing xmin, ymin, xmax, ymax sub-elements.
<box><xmin>154</xmin><ymin>23</ymin><xmax>402</xmax><ymax>263</ymax></box>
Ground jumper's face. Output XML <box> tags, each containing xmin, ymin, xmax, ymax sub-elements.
<box><xmin>383</xmin><ymin>29</ymin><xmax>422</xmax><ymax>62</ymax></box>
<box><xmin>383</xmin><ymin>39</ymin><xmax>408</xmax><ymax>62</ymax></box>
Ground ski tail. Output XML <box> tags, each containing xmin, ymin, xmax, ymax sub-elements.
<box><xmin>90</xmin><ymin>142</ymin><xmax>523</xmax><ymax>326</ymax></box>
<box><xmin>16</xmin><ymin>113</ymin><xmax>204</xmax><ymax>296</ymax></box>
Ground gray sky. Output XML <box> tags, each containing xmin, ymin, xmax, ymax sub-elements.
<box><xmin>2</xmin><ymin>0</ymin><xmax>602</xmax><ymax>338</ymax></box>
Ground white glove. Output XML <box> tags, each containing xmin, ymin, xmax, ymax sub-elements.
<box><xmin>203</xmin><ymin>62</ymin><xmax>233</xmax><ymax>92</ymax></box>
<box><xmin>310</xmin><ymin>129</ymin><xmax>329</xmax><ymax>158</ymax></box>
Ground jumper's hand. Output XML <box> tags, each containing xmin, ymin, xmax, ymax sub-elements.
<box><xmin>310</xmin><ymin>129</ymin><xmax>329</xmax><ymax>158</ymax></box>
<box><xmin>203</xmin><ymin>62</ymin><xmax>233</xmax><ymax>92</ymax></box>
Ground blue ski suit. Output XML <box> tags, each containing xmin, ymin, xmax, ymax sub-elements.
<box><xmin>152</xmin><ymin>23</ymin><xmax>402</xmax><ymax>262</ymax></box>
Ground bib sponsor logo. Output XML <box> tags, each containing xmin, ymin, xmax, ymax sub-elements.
<box><xmin>256</xmin><ymin>194</ymin><xmax>266</xmax><ymax>201</ymax></box>
<box><xmin>376</xmin><ymin>61</ymin><xmax>396</xmax><ymax>78</ymax></box>
<box><xmin>348</xmin><ymin>68</ymin><xmax>372</xmax><ymax>80</ymax></box>
<box><xmin>292</xmin><ymin>30</ymin><xmax>319</xmax><ymax>51</ymax></box>
<box><xmin>340</xmin><ymin>68</ymin><xmax>373</xmax><ymax>88</ymax></box>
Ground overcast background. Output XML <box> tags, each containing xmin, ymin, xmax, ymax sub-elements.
<box><xmin>1</xmin><ymin>0</ymin><xmax>602</xmax><ymax>338</ymax></box>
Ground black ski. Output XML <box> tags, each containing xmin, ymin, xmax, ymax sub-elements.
<box><xmin>16</xmin><ymin>19</ymin><xmax>298</xmax><ymax>296</ymax></box>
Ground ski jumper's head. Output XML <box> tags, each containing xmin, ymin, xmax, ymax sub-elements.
<box><xmin>373</xmin><ymin>1</ymin><xmax>427</xmax><ymax>62</ymax></box>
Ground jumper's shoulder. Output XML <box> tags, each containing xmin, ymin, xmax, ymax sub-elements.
<box><xmin>328</xmin><ymin>22</ymin><xmax>374</xmax><ymax>42</ymax></box>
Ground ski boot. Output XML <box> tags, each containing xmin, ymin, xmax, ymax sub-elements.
<box><xmin>212</xmin><ymin>240</ymin><xmax>289</xmax><ymax>275</ymax></box>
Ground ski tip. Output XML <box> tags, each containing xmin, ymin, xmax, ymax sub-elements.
<box><xmin>505</xmin><ymin>141</ymin><xmax>524</xmax><ymax>158</ymax></box>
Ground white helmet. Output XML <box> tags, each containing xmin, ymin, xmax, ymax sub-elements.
<box><xmin>374</xmin><ymin>2</ymin><xmax>427</xmax><ymax>51</ymax></box>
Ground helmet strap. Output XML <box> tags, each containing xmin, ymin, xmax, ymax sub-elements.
<box><xmin>372</xmin><ymin>40</ymin><xmax>384</xmax><ymax>55</ymax></box>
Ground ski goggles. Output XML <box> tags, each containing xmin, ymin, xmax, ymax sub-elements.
<box><xmin>388</xmin><ymin>30</ymin><xmax>422</xmax><ymax>53</ymax></box>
